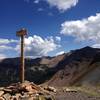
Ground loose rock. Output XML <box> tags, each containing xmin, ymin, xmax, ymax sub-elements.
<box><xmin>0</xmin><ymin>91</ymin><xmax>4</xmax><ymax>96</ymax></box>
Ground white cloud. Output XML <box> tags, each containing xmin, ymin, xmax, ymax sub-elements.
<box><xmin>16</xmin><ymin>35</ymin><xmax>60</xmax><ymax>57</ymax></box>
<box><xmin>0</xmin><ymin>35</ymin><xmax>61</xmax><ymax>58</ymax></box>
<box><xmin>56</xmin><ymin>51</ymin><xmax>64</xmax><ymax>56</ymax></box>
<box><xmin>34</xmin><ymin>0</ymin><xmax>40</xmax><ymax>4</ymax></box>
<box><xmin>25</xmin><ymin>0</ymin><xmax>40</xmax><ymax>4</ymax></box>
<box><xmin>0</xmin><ymin>45</ymin><xmax>13</xmax><ymax>52</ymax></box>
<box><xmin>0</xmin><ymin>38</ymin><xmax>18</xmax><ymax>58</ymax></box>
<box><xmin>60</xmin><ymin>13</ymin><xmax>100</xmax><ymax>43</ymax></box>
<box><xmin>24</xmin><ymin>0</ymin><xmax>78</xmax><ymax>12</ymax></box>
<box><xmin>55</xmin><ymin>36</ymin><xmax>61</xmax><ymax>42</ymax></box>
<box><xmin>92</xmin><ymin>44</ymin><xmax>100</xmax><ymax>48</ymax></box>
<box><xmin>0</xmin><ymin>38</ymin><xmax>18</xmax><ymax>44</ymax></box>
<box><xmin>0</xmin><ymin>45</ymin><xmax>16</xmax><ymax>59</ymax></box>
<box><xmin>0</xmin><ymin>54</ymin><xmax>7</xmax><ymax>59</ymax></box>
<box><xmin>45</xmin><ymin>0</ymin><xmax>78</xmax><ymax>12</ymax></box>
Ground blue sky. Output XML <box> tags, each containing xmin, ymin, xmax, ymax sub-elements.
<box><xmin>0</xmin><ymin>0</ymin><xmax>100</xmax><ymax>58</ymax></box>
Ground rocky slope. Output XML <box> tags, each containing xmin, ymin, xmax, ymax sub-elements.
<box><xmin>0</xmin><ymin>46</ymin><xmax>100</xmax><ymax>87</ymax></box>
<box><xmin>47</xmin><ymin>46</ymin><xmax>100</xmax><ymax>86</ymax></box>
<box><xmin>0</xmin><ymin>81</ymin><xmax>54</xmax><ymax>100</ymax></box>
<box><xmin>0</xmin><ymin>53</ymin><xmax>65</xmax><ymax>86</ymax></box>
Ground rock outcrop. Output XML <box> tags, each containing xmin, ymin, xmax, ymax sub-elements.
<box><xmin>0</xmin><ymin>81</ymin><xmax>54</xmax><ymax>100</ymax></box>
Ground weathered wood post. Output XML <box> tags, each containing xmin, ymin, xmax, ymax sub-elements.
<box><xmin>16</xmin><ymin>28</ymin><xmax>27</xmax><ymax>83</ymax></box>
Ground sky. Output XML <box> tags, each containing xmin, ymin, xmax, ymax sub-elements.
<box><xmin>0</xmin><ymin>0</ymin><xmax>100</xmax><ymax>58</ymax></box>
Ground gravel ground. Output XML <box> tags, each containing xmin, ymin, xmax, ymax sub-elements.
<box><xmin>54</xmin><ymin>91</ymin><xmax>100</xmax><ymax>100</ymax></box>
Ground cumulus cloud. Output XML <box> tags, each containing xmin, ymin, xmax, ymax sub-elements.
<box><xmin>24</xmin><ymin>0</ymin><xmax>78</xmax><ymax>12</ymax></box>
<box><xmin>0</xmin><ymin>39</ymin><xmax>16</xmax><ymax>58</ymax></box>
<box><xmin>24</xmin><ymin>35</ymin><xmax>60</xmax><ymax>57</ymax></box>
<box><xmin>56</xmin><ymin>51</ymin><xmax>64</xmax><ymax>56</ymax></box>
<box><xmin>0</xmin><ymin>38</ymin><xmax>19</xmax><ymax>58</ymax></box>
<box><xmin>0</xmin><ymin>45</ymin><xmax>13</xmax><ymax>52</ymax></box>
<box><xmin>45</xmin><ymin>0</ymin><xmax>78</xmax><ymax>12</ymax></box>
<box><xmin>0</xmin><ymin>38</ymin><xmax>18</xmax><ymax>44</ymax></box>
<box><xmin>60</xmin><ymin>13</ymin><xmax>100</xmax><ymax>43</ymax></box>
<box><xmin>0</xmin><ymin>45</ymin><xmax>16</xmax><ymax>59</ymax></box>
<box><xmin>0</xmin><ymin>35</ymin><xmax>61</xmax><ymax>58</ymax></box>
<box><xmin>15</xmin><ymin>35</ymin><xmax>60</xmax><ymax>58</ymax></box>
<box><xmin>92</xmin><ymin>44</ymin><xmax>100</xmax><ymax>48</ymax></box>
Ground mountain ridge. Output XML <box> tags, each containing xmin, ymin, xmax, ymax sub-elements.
<box><xmin>0</xmin><ymin>46</ymin><xmax>100</xmax><ymax>87</ymax></box>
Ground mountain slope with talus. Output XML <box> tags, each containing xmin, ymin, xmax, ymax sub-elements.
<box><xmin>0</xmin><ymin>46</ymin><xmax>100</xmax><ymax>87</ymax></box>
<box><xmin>47</xmin><ymin>46</ymin><xmax>100</xmax><ymax>86</ymax></box>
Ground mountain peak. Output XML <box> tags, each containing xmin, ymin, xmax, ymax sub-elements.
<box><xmin>82</xmin><ymin>46</ymin><xmax>92</xmax><ymax>49</ymax></box>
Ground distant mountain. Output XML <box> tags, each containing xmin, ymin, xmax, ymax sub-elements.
<box><xmin>0</xmin><ymin>53</ymin><xmax>65</xmax><ymax>86</ymax></box>
<box><xmin>47</xmin><ymin>46</ymin><xmax>100</xmax><ymax>86</ymax></box>
<box><xmin>0</xmin><ymin>46</ymin><xmax>100</xmax><ymax>87</ymax></box>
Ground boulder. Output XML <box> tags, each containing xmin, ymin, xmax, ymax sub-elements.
<box><xmin>0</xmin><ymin>97</ymin><xmax>4</xmax><ymax>100</ymax></box>
<box><xmin>44</xmin><ymin>86</ymin><xmax>57</xmax><ymax>93</ymax></box>
<box><xmin>0</xmin><ymin>91</ymin><xmax>4</xmax><ymax>96</ymax></box>
<box><xmin>3</xmin><ymin>93</ymin><xmax>11</xmax><ymax>100</ymax></box>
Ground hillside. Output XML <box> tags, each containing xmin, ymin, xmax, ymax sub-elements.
<box><xmin>0</xmin><ymin>46</ymin><xmax>100</xmax><ymax>87</ymax></box>
<box><xmin>47</xmin><ymin>46</ymin><xmax>100</xmax><ymax>86</ymax></box>
<box><xmin>0</xmin><ymin>54</ymin><xmax>65</xmax><ymax>86</ymax></box>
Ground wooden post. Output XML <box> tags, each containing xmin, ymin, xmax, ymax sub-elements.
<box><xmin>16</xmin><ymin>28</ymin><xmax>27</xmax><ymax>83</ymax></box>
<box><xmin>20</xmin><ymin>35</ymin><xmax>24</xmax><ymax>83</ymax></box>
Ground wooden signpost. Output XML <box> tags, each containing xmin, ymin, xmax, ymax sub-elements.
<box><xmin>16</xmin><ymin>28</ymin><xmax>27</xmax><ymax>83</ymax></box>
